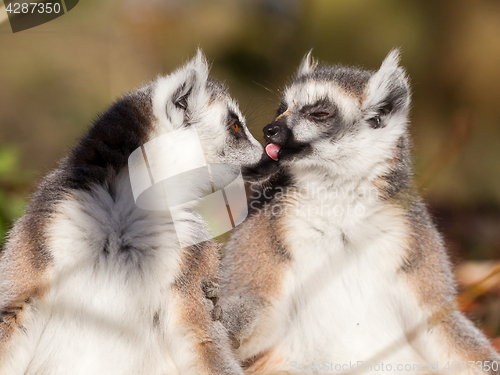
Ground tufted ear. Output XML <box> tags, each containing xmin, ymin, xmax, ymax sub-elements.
<box><xmin>189</xmin><ymin>48</ymin><xmax>210</xmax><ymax>82</ymax></box>
<box><xmin>362</xmin><ymin>49</ymin><xmax>411</xmax><ymax>127</ymax></box>
<box><xmin>171</xmin><ymin>49</ymin><xmax>210</xmax><ymax>111</ymax></box>
<box><xmin>297</xmin><ymin>50</ymin><xmax>318</xmax><ymax>77</ymax></box>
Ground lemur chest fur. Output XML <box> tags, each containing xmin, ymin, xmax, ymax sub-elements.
<box><xmin>6</xmin><ymin>175</ymin><xmax>189</xmax><ymax>375</ymax></box>
<box><xmin>274</xmin><ymin>193</ymin><xmax>427</xmax><ymax>363</ymax></box>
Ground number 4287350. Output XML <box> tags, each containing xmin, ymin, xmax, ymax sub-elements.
<box><xmin>6</xmin><ymin>2</ymin><xmax>62</xmax><ymax>14</ymax></box>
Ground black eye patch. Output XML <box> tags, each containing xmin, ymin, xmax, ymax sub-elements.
<box><xmin>300</xmin><ymin>99</ymin><xmax>336</xmax><ymax>121</ymax></box>
<box><xmin>276</xmin><ymin>102</ymin><xmax>288</xmax><ymax>116</ymax></box>
<box><xmin>227</xmin><ymin>111</ymin><xmax>245</xmax><ymax>137</ymax></box>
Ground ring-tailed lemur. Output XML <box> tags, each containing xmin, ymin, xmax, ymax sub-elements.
<box><xmin>0</xmin><ymin>51</ymin><xmax>270</xmax><ymax>375</ymax></box>
<box><xmin>221</xmin><ymin>50</ymin><xmax>500</xmax><ymax>374</ymax></box>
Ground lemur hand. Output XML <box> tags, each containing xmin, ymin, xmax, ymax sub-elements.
<box><xmin>202</xmin><ymin>280</ymin><xmax>222</xmax><ymax>321</ymax></box>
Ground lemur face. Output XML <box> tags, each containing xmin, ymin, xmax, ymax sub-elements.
<box><xmin>148</xmin><ymin>50</ymin><xmax>273</xmax><ymax>179</ymax></box>
<box><xmin>264</xmin><ymin>50</ymin><xmax>411</xmax><ymax>179</ymax></box>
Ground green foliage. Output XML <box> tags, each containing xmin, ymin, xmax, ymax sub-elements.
<box><xmin>0</xmin><ymin>145</ymin><xmax>27</xmax><ymax>246</ymax></box>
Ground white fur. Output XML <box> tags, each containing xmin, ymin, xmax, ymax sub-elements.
<box><xmin>297</xmin><ymin>50</ymin><xmax>318</xmax><ymax>77</ymax></box>
<box><xmin>362</xmin><ymin>49</ymin><xmax>409</xmax><ymax>114</ymax></box>
<box><xmin>150</xmin><ymin>51</ymin><xmax>262</xmax><ymax>167</ymax></box>
<box><xmin>239</xmin><ymin>176</ymin><xmax>435</xmax><ymax>372</ymax></box>
<box><xmin>238</xmin><ymin>171</ymin><xmax>472</xmax><ymax>373</ymax></box>
<box><xmin>0</xmin><ymin>51</ymin><xmax>263</xmax><ymax>375</ymax></box>
<box><xmin>151</xmin><ymin>50</ymin><xmax>209</xmax><ymax>135</ymax></box>
<box><xmin>283</xmin><ymin>78</ymin><xmax>408</xmax><ymax>185</ymax></box>
<box><xmin>1</xmin><ymin>171</ymin><xmax>200</xmax><ymax>374</ymax></box>
<box><xmin>233</xmin><ymin>51</ymin><xmax>471</xmax><ymax>374</ymax></box>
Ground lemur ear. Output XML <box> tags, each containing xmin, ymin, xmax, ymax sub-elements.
<box><xmin>189</xmin><ymin>49</ymin><xmax>210</xmax><ymax>81</ymax></box>
<box><xmin>362</xmin><ymin>49</ymin><xmax>410</xmax><ymax>127</ymax></box>
<box><xmin>172</xmin><ymin>49</ymin><xmax>210</xmax><ymax>110</ymax></box>
<box><xmin>297</xmin><ymin>50</ymin><xmax>318</xmax><ymax>76</ymax></box>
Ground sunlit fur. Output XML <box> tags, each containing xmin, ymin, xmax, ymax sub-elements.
<box><xmin>221</xmin><ymin>50</ymin><xmax>500</xmax><ymax>374</ymax></box>
<box><xmin>0</xmin><ymin>51</ymin><xmax>262</xmax><ymax>375</ymax></box>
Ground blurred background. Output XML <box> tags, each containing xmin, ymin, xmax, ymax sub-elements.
<box><xmin>0</xmin><ymin>0</ymin><xmax>499</xmax><ymax>346</ymax></box>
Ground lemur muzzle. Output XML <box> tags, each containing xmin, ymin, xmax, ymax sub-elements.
<box><xmin>263</xmin><ymin>119</ymin><xmax>290</xmax><ymax>146</ymax></box>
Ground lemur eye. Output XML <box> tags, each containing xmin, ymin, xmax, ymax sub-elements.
<box><xmin>228</xmin><ymin>116</ymin><xmax>241</xmax><ymax>134</ymax></box>
<box><xmin>310</xmin><ymin>112</ymin><xmax>329</xmax><ymax>118</ymax></box>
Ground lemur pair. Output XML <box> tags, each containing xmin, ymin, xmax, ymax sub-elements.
<box><xmin>0</xmin><ymin>50</ymin><xmax>497</xmax><ymax>374</ymax></box>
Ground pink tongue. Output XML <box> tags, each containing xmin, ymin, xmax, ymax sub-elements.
<box><xmin>266</xmin><ymin>144</ymin><xmax>281</xmax><ymax>161</ymax></box>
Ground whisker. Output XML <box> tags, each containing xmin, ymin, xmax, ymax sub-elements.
<box><xmin>252</xmin><ymin>81</ymin><xmax>282</xmax><ymax>101</ymax></box>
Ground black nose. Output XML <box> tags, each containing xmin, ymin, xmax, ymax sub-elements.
<box><xmin>263</xmin><ymin>122</ymin><xmax>287</xmax><ymax>144</ymax></box>
<box><xmin>264</xmin><ymin>124</ymin><xmax>280</xmax><ymax>138</ymax></box>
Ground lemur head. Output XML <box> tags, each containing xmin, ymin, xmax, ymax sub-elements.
<box><xmin>148</xmin><ymin>50</ymin><xmax>272</xmax><ymax>177</ymax></box>
<box><xmin>264</xmin><ymin>50</ymin><xmax>411</xmax><ymax>182</ymax></box>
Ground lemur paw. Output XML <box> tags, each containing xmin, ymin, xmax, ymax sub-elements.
<box><xmin>211</xmin><ymin>304</ymin><xmax>223</xmax><ymax>321</ymax></box>
<box><xmin>229</xmin><ymin>332</ymin><xmax>241</xmax><ymax>349</ymax></box>
<box><xmin>202</xmin><ymin>280</ymin><xmax>220</xmax><ymax>300</ymax></box>
<box><xmin>202</xmin><ymin>280</ymin><xmax>222</xmax><ymax>321</ymax></box>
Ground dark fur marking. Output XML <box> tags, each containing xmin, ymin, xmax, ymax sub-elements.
<box><xmin>341</xmin><ymin>231</ymin><xmax>348</xmax><ymax>246</ymax></box>
<box><xmin>102</xmin><ymin>237</ymin><xmax>110</xmax><ymax>256</ymax></box>
<box><xmin>295</xmin><ymin>64</ymin><xmax>372</xmax><ymax>97</ymax></box>
<box><xmin>1</xmin><ymin>89</ymin><xmax>155</xmax><ymax>304</ymax></box>
<box><xmin>153</xmin><ymin>311</ymin><xmax>160</xmax><ymax>328</ymax></box>
<box><xmin>379</xmin><ymin>135</ymin><xmax>412</xmax><ymax>200</ymax></box>
<box><xmin>64</xmin><ymin>88</ymin><xmax>153</xmax><ymax>191</ymax></box>
<box><xmin>248</xmin><ymin>169</ymin><xmax>295</xmax><ymax>214</ymax></box>
<box><xmin>276</xmin><ymin>101</ymin><xmax>287</xmax><ymax>116</ymax></box>
<box><xmin>241</xmin><ymin>352</ymin><xmax>265</xmax><ymax>370</ymax></box>
<box><xmin>165</xmin><ymin>111</ymin><xmax>172</xmax><ymax>124</ymax></box>
<box><xmin>383</xmin><ymin>85</ymin><xmax>409</xmax><ymax>114</ymax></box>
<box><xmin>400</xmin><ymin>200</ymin><xmax>428</xmax><ymax>272</ymax></box>
<box><xmin>269</xmin><ymin>233</ymin><xmax>292</xmax><ymax>261</ymax></box>
<box><xmin>298</xmin><ymin>98</ymin><xmax>336</xmax><ymax>117</ymax></box>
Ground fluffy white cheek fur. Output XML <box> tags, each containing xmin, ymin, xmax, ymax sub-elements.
<box><xmin>196</xmin><ymin>103</ymin><xmax>263</xmax><ymax>167</ymax></box>
<box><xmin>195</xmin><ymin>106</ymin><xmax>228</xmax><ymax>164</ymax></box>
<box><xmin>287</xmin><ymin>115</ymin><xmax>407</xmax><ymax>182</ymax></box>
<box><xmin>283</xmin><ymin>80</ymin><xmax>410</xmax><ymax>180</ymax></box>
